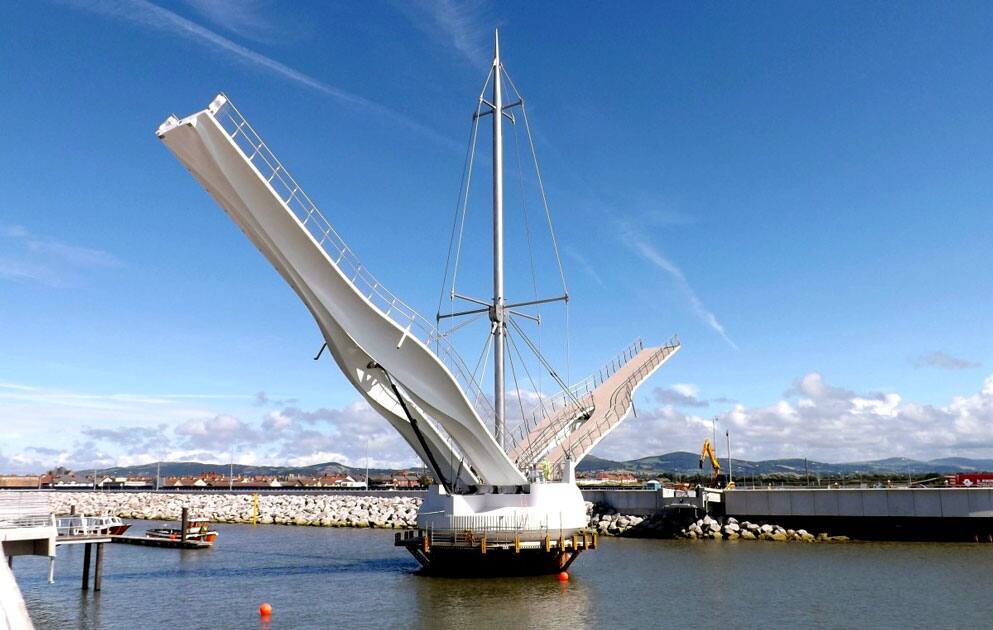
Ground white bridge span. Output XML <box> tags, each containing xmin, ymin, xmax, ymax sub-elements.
<box><xmin>157</xmin><ymin>94</ymin><xmax>679</xmax><ymax>492</ymax></box>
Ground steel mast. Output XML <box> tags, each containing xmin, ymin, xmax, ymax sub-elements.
<box><xmin>491</xmin><ymin>29</ymin><xmax>506</xmax><ymax>450</ymax></box>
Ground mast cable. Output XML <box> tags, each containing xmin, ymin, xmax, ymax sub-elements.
<box><xmin>449</xmin><ymin>95</ymin><xmax>486</xmax><ymax>316</ymax></box>
<box><xmin>437</xmin><ymin>87</ymin><xmax>486</xmax><ymax>324</ymax></box>
<box><xmin>502</xmin><ymin>66</ymin><xmax>569</xmax><ymax>298</ymax></box>
<box><xmin>505</xmin><ymin>320</ymin><xmax>549</xmax><ymax>420</ymax></box>
<box><xmin>505</xmin><ymin>331</ymin><xmax>534</xmax><ymax>459</ymax></box>
<box><xmin>510</xmin><ymin>94</ymin><xmax>544</xmax><ymax>399</ymax></box>
<box><xmin>508</xmin><ymin>317</ymin><xmax>582</xmax><ymax>408</ymax></box>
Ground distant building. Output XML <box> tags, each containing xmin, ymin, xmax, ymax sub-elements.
<box><xmin>0</xmin><ymin>475</ymin><xmax>40</xmax><ymax>489</ymax></box>
<box><xmin>392</xmin><ymin>471</ymin><xmax>421</xmax><ymax>489</ymax></box>
<box><xmin>595</xmin><ymin>471</ymin><xmax>637</xmax><ymax>483</ymax></box>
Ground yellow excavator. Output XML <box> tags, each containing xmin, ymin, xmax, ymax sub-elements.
<box><xmin>699</xmin><ymin>439</ymin><xmax>735</xmax><ymax>489</ymax></box>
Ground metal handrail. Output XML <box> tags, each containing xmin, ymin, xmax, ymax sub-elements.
<box><xmin>511</xmin><ymin>337</ymin><xmax>652</xmax><ymax>468</ymax></box>
<box><xmin>0</xmin><ymin>493</ymin><xmax>52</xmax><ymax>528</ymax></box>
<box><xmin>208</xmin><ymin>96</ymin><xmax>509</xmax><ymax>460</ymax></box>
<box><xmin>555</xmin><ymin>335</ymin><xmax>679</xmax><ymax>470</ymax></box>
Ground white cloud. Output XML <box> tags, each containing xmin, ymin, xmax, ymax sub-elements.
<box><xmin>595</xmin><ymin>372</ymin><xmax>993</xmax><ymax>463</ymax></box>
<box><xmin>13</xmin><ymin>371</ymin><xmax>993</xmax><ymax>474</ymax></box>
<box><xmin>0</xmin><ymin>380</ymin><xmax>423</xmax><ymax>473</ymax></box>
<box><xmin>672</xmin><ymin>383</ymin><xmax>698</xmax><ymax>398</ymax></box>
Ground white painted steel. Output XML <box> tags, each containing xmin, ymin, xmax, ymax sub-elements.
<box><xmin>491</xmin><ymin>30</ymin><xmax>506</xmax><ymax>450</ymax></box>
<box><xmin>157</xmin><ymin>96</ymin><xmax>526</xmax><ymax>486</ymax></box>
<box><xmin>0</xmin><ymin>549</ymin><xmax>34</xmax><ymax>630</ymax></box>
<box><xmin>417</xmin><ymin>482</ymin><xmax>588</xmax><ymax>532</ymax></box>
<box><xmin>514</xmin><ymin>339</ymin><xmax>681</xmax><ymax>474</ymax></box>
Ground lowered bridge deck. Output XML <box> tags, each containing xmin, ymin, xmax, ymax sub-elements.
<box><xmin>587</xmin><ymin>487</ymin><xmax>993</xmax><ymax>540</ymax></box>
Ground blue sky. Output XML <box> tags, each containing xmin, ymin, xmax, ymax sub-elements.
<box><xmin>2</xmin><ymin>1</ymin><xmax>992</xmax><ymax>472</ymax></box>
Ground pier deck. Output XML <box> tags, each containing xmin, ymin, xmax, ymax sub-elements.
<box><xmin>110</xmin><ymin>535</ymin><xmax>212</xmax><ymax>549</ymax></box>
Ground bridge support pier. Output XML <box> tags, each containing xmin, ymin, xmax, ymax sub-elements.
<box><xmin>81</xmin><ymin>543</ymin><xmax>91</xmax><ymax>590</ymax></box>
<box><xmin>80</xmin><ymin>542</ymin><xmax>105</xmax><ymax>591</ymax></box>
<box><xmin>94</xmin><ymin>543</ymin><xmax>104</xmax><ymax>591</ymax></box>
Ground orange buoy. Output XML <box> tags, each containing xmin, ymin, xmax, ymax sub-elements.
<box><xmin>558</xmin><ymin>571</ymin><xmax>569</xmax><ymax>582</ymax></box>
<box><xmin>259</xmin><ymin>603</ymin><xmax>273</xmax><ymax>617</ymax></box>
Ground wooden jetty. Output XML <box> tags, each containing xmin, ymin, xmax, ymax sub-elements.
<box><xmin>110</xmin><ymin>535</ymin><xmax>210</xmax><ymax>549</ymax></box>
<box><xmin>111</xmin><ymin>508</ymin><xmax>214</xmax><ymax>549</ymax></box>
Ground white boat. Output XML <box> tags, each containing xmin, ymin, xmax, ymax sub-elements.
<box><xmin>157</xmin><ymin>30</ymin><xmax>679</xmax><ymax>575</ymax></box>
<box><xmin>55</xmin><ymin>514</ymin><xmax>130</xmax><ymax>537</ymax></box>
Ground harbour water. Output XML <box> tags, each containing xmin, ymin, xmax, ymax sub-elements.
<box><xmin>12</xmin><ymin>522</ymin><xmax>993</xmax><ymax>629</ymax></box>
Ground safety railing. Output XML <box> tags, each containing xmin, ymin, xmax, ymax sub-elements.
<box><xmin>208</xmin><ymin>95</ymin><xmax>504</xmax><ymax>463</ymax></box>
<box><xmin>421</xmin><ymin>513</ymin><xmax>582</xmax><ymax>540</ymax></box>
<box><xmin>0</xmin><ymin>493</ymin><xmax>53</xmax><ymax>529</ymax></box>
<box><xmin>551</xmin><ymin>335</ymin><xmax>680</xmax><ymax>474</ymax></box>
<box><xmin>509</xmin><ymin>337</ymin><xmax>651</xmax><ymax>469</ymax></box>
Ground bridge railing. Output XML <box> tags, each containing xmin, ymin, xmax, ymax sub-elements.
<box><xmin>208</xmin><ymin>95</ymin><xmax>505</xmax><ymax>461</ymax></box>
<box><xmin>0</xmin><ymin>492</ymin><xmax>52</xmax><ymax>529</ymax></box>
<box><xmin>510</xmin><ymin>337</ymin><xmax>650</xmax><ymax>470</ymax></box>
<box><xmin>553</xmin><ymin>335</ymin><xmax>680</xmax><ymax>475</ymax></box>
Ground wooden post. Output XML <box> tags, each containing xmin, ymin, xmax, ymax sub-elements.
<box><xmin>81</xmin><ymin>543</ymin><xmax>91</xmax><ymax>590</ymax></box>
<box><xmin>94</xmin><ymin>544</ymin><xmax>104</xmax><ymax>591</ymax></box>
<box><xmin>180</xmin><ymin>507</ymin><xmax>189</xmax><ymax>543</ymax></box>
<box><xmin>70</xmin><ymin>504</ymin><xmax>76</xmax><ymax>516</ymax></box>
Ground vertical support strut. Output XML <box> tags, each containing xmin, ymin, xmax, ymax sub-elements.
<box><xmin>491</xmin><ymin>29</ymin><xmax>506</xmax><ymax>450</ymax></box>
<box><xmin>371</xmin><ymin>362</ymin><xmax>454</xmax><ymax>494</ymax></box>
<box><xmin>81</xmin><ymin>543</ymin><xmax>91</xmax><ymax>590</ymax></box>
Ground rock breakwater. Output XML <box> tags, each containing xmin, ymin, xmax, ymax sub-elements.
<box><xmin>586</xmin><ymin>503</ymin><xmax>847</xmax><ymax>541</ymax></box>
<box><xmin>678</xmin><ymin>515</ymin><xmax>848</xmax><ymax>541</ymax></box>
<box><xmin>49</xmin><ymin>492</ymin><xmax>421</xmax><ymax>529</ymax></box>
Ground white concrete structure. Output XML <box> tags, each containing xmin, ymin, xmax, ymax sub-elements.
<box><xmin>0</xmin><ymin>558</ymin><xmax>33</xmax><ymax>630</ymax></box>
<box><xmin>0</xmin><ymin>493</ymin><xmax>56</xmax><ymax>630</ymax></box>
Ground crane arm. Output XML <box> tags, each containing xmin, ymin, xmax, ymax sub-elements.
<box><xmin>699</xmin><ymin>439</ymin><xmax>720</xmax><ymax>475</ymax></box>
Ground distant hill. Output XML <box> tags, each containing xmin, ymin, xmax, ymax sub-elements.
<box><xmin>82</xmin><ymin>453</ymin><xmax>993</xmax><ymax>480</ymax></box>
<box><xmin>95</xmin><ymin>461</ymin><xmax>422</xmax><ymax>479</ymax></box>
<box><xmin>576</xmin><ymin>452</ymin><xmax>993</xmax><ymax>477</ymax></box>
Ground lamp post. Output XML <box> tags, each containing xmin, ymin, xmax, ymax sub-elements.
<box><xmin>725</xmin><ymin>429</ymin><xmax>732</xmax><ymax>486</ymax></box>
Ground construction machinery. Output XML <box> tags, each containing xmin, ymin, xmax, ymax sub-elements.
<box><xmin>699</xmin><ymin>439</ymin><xmax>721</xmax><ymax>486</ymax></box>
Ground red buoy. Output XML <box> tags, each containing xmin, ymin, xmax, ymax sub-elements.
<box><xmin>558</xmin><ymin>571</ymin><xmax>569</xmax><ymax>582</ymax></box>
<box><xmin>259</xmin><ymin>603</ymin><xmax>273</xmax><ymax>617</ymax></box>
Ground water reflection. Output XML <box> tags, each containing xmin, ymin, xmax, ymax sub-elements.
<box><xmin>410</xmin><ymin>572</ymin><xmax>594</xmax><ymax>629</ymax></box>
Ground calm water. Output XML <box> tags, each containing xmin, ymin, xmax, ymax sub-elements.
<box><xmin>12</xmin><ymin>522</ymin><xmax>993</xmax><ymax>629</ymax></box>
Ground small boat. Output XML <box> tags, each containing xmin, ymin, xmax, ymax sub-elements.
<box><xmin>145</xmin><ymin>519</ymin><xmax>218</xmax><ymax>543</ymax></box>
<box><xmin>56</xmin><ymin>514</ymin><xmax>131</xmax><ymax>536</ymax></box>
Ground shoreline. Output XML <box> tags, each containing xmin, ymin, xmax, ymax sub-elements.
<box><xmin>50</xmin><ymin>491</ymin><xmax>422</xmax><ymax>529</ymax></box>
<box><xmin>48</xmin><ymin>492</ymin><xmax>832</xmax><ymax>542</ymax></box>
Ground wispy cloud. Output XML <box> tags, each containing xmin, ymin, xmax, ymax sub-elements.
<box><xmin>620</xmin><ymin>224</ymin><xmax>737</xmax><ymax>350</ymax></box>
<box><xmin>564</xmin><ymin>247</ymin><xmax>604</xmax><ymax>287</ymax></box>
<box><xmin>65</xmin><ymin>0</ymin><xmax>458</xmax><ymax>150</ymax></box>
<box><xmin>180</xmin><ymin>0</ymin><xmax>295</xmax><ymax>45</ymax></box>
<box><xmin>395</xmin><ymin>0</ymin><xmax>492</xmax><ymax>68</ymax></box>
<box><xmin>912</xmin><ymin>351</ymin><xmax>980</xmax><ymax>371</ymax></box>
<box><xmin>0</xmin><ymin>224</ymin><xmax>121</xmax><ymax>287</ymax></box>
